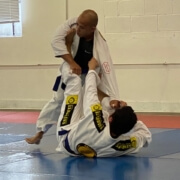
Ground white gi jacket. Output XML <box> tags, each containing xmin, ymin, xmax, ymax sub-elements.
<box><xmin>51</xmin><ymin>17</ymin><xmax>120</xmax><ymax>101</ymax></box>
<box><xmin>56</xmin><ymin>63</ymin><xmax>152</xmax><ymax>157</ymax></box>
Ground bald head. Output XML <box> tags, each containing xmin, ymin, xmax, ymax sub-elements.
<box><xmin>76</xmin><ymin>10</ymin><xmax>98</xmax><ymax>40</ymax></box>
<box><xmin>79</xmin><ymin>9</ymin><xmax>98</xmax><ymax>27</ymax></box>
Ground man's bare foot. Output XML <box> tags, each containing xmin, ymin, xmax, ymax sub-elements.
<box><xmin>25</xmin><ymin>131</ymin><xmax>44</xmax><ymax>144</ymax></box>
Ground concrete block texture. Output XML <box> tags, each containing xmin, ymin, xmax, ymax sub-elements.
<box><xmin>118</xmin><ymin>0</ymin><xmax>144</xmax><ymax>16</ymax></box>
<box><xmin>173</xmin><ymin>0</ymin><xmax>180</xmax><ymax>14</ymax></box>
<box><xmin>158</xmin><ymin>15</ymin><xmax>180</xmax><ymax>31</ymax></box>
<box><xmin>105</xmin><ymin>16</ymin><xmax>131</xmax><ymax>33</ymax></box>
<box><xmin>132</xmin><ymin>15</ymin><xmax>158</xmax><ymax>32</ymax></box>
<box><xmin>104</xmin><ymin>0</ymin><xmax>118</xmax><ymax>16</ymax></box>
<box><xmin>145</xmin><ymin>0</ymin><xmax>172</xmax><ymax>15</ymax></box>
<box><xmin>105</xmin><ymin>32</ymin><xmax>180</xmax><ymax>64</ymax></box>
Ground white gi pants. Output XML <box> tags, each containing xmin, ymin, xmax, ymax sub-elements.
<box><xmin>56</xmin><ymin>65</ymin><xmax>100</xmax><ymax>132</ymax></box>
<box><xmin>36</xmin><ymin>63</ymin><xmax>86</xmax><ymax>133</ymax></box>
<box><xmin>56</xmin><ymin>64</ymin><xmax>101</xmax><ymax>155</ymax></box>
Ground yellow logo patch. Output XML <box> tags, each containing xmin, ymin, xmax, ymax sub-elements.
<box><xmin>91</xmin><ymin>103</ymin><xmax>105</xmax><ymax>132</ymax></box>
<box><xmin>91</xmin><ymin>103</ymin><xmax>102</xmax><ymax>111</ymax></box>
<box><xmin>112</xmin><ymin>137</ymin><xmax>137</xmax><ymax>151</ymax></box>
<box><xmin>77</xmin><ymin>143</ymin><xmax>97</xmax><ymax>158</ymax></box>
<box><xmin>60</xmin><ymin>95</ymin><xmax>78</xmax><ymax>126</ymax></box>
<box><xmin>66</xmin><ymin>95</ymin><xmax>78</xmax><ymax>104</ymax></box>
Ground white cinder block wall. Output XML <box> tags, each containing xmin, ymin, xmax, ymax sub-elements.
<box><xmin>103</xmin><ymin>0</ymin><xmax>180</xmax><ymax>112</ymax></box>
<box><xmin>0</xmin><ymin>0</ymin><xmax>180</xmax><ymax>112</ymax></box>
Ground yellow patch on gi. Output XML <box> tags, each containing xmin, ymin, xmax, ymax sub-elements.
<box><xmin>66</xmin><ymin>95</ymin><xmax>78</xmax><ymax>105</ymax></box>
<box><xmin>77</xmin><ymin>143</ymin><xmax>97</xmax><ymax>158</ymax></box>
<box><xmin>91</xmin><ymin>103</ymin><xmax>102</xmax><ymax>112</ymax></box>
<box><xmin>60</xmin><ymin>95</ymin><xmax>78</xmax><ymax>126</ymax></box>
<box><xmin>130</xmin><ymin>137</ymin><xmax>137</xmax><ymax>148</ymax></box>
<box><xmin>91</xmin><ymin>103</ymin><xmax>105</xmax><ymax>132</ymax></box>
<box><xmin>112</xmin><ymin>137</ymin><xmax>137</xmax><ymax>151</ymax></box>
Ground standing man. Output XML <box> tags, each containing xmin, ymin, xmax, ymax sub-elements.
<box><xmin>25</xmin><ymin>9</ymin><xmax>121</xmax><ymax>144</ymax></box>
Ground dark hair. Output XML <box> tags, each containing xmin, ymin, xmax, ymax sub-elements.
<box><xmin>110</xmin><ymin>106</ymin><xmax>137</xmax><ymax>137</ymax></box>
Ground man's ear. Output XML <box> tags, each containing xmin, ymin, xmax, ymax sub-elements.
<box><xmin>109</xmin><ymin>116</ymin><xmax>113</xmax><ymax>123</ymax></box>
<box><xmin>91</xmin><ymin>26</ymin><xmax>96</xmax><ymax>32</ymax></box>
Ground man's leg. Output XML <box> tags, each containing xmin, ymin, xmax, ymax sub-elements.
<box><xmin>25</xmin><ymin>68</ymin><xmax>66</xmax><ymax>144</ymax></box>
<box><xmin>56</xmin><ymin>63</ymin><xmax>83</xmax><ymax>144</ymax></box>
<box><xmin>25</xmin><ymin>89</ymin><xmax>64</xmax><ymax>144</ymax></box>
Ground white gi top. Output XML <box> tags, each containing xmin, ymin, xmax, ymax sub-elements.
<box><xmin>56</xmin><ymin>65</ymin><xmax>152</xmax><ymax>158</ymax></box>
<box><xmin>51</xmin><ymin>17</ymin><xmax>120</xmax><ymax>101</ymax></box>
<box><xmin>58</xmin><ymin>115</ymin><xmax>152</xmax><ymax>157</ymax></box>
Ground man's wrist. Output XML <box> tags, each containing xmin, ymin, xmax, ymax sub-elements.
<box><xmin>61</xmin><ymin>54</ymin><xmax>74</xmax><ymax>64</ymax></box>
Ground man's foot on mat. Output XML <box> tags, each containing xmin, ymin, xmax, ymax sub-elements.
<box><xmin>25</xmin><ymin>132</ymin><xmax>43</xmax><ymax>144</ymax></box>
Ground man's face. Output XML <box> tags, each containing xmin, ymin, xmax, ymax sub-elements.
<box><xmin>76</xmin><ymin>15</ymin><xmax>95</xmax><ymax>39</ymax></box>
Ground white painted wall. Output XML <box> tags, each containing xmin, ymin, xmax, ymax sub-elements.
<box><xmin>103</xmin><ymin>0</ymin><xmax>180</xmax><ymax>112</ymax></box>
<box><xmin>0</xmin><ymin>0</ymin><xmax>65</xmax><ymax>109</ymax></box>
<box><xmin>0</xmin><ymin>0</ymin><xmax>180</xmax><ymax>112</ymax></box>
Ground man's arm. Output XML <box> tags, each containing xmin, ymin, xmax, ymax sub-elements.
<box><xmin>51</xmin><ymin>17</ymin><xmax>81</xmax><ymax>75</ymax></box>
<box><xmin>94</xmin><ymin>30</ymin><xmax>120</xmax><ymax>105</ymax></box>
<box><xmin>63</xmin><ymin>28</ymin><xmax>81</xmax><ymax>75</ymax></box>
<box><xmin>61</xmin><ymin>54</ymin><xmax>81</xmax><ymax>75</ymax></box>
<box><xmin>82</xmin><ymin>58</ymin><xmax>100</xmax><ymax>115</ymax></box>
<box><xmin>131</xmin><ymin>121</ymin><xmax>152</xmax><ymax>152</ymax></box>
<box><xmin>51</xmin><ymin>17</ymin><xmax>77</xmax><ymax>57</ymax></box>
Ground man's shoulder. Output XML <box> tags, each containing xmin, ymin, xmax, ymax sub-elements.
<box><xmin>66</xmin><ymin>17</ymin><xmax>78</xmax><ymax>28</ymax></box>
<box><xmin>98</xmin><ymin>31</ymin><xmax>106</xmax><ymax>41</ymax></box>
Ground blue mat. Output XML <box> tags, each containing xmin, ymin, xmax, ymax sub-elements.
<box><xmin>0</xmin><ymin>134</ymin><xmax>27</xmax><ymax>144</ymax></box>
<box><xmin>1</xmin><ymin>122</ymin><xmax>180</xmax><ymax>158</ymax></box>
<box><xmin>134</xmin><ymin>129</ymin><xmax>180</xmax><ymax>158</ymax></box>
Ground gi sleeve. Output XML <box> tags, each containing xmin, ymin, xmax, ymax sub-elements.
<box><xmin>93</xmin><ymin>30</ymin><xmax>120</xmax><ymax>101</ymax></box>
<box><xmin>51</xmin><ymin>17</ymin><xmax>77</xmax><ymax>57</ymax></box>
<box><xmin>101</xmin><ymin>97</ymin><xmax>115</xmax><ymax>115</ymax></box>
<box><xmin>131</xmin><ymin>121</ymin><xmax>152</xmax><ymax>152</ymax></box>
